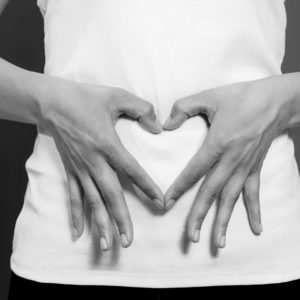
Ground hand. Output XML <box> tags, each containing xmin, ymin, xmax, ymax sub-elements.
<box><xmin>37</xmin><ymin>76</ymin><xmax>164</xmax><ymax>251</ymax></box>
<box><xmin>163</xmin><ymin>75</ymin><xmax>292</xmax><ymax>248</ymax></box>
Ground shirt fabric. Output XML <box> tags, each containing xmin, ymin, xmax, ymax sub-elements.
<box><xmin>10</xmin><ymin>0</ymin><xmax>300</xmax><ymax>288</ymax></box>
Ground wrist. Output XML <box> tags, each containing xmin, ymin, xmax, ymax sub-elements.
<box><xmin>32</xmin><ymin>73</ymin><xmax>69</xmax><ymax>136</ymax></box>
<box><xmin>278</xmin><ymin>72</ymin><xmax>300</xmax><ymax>129</ymax></box>
<box><xmin>11</xmin><ymin>68</ymin><xmax>53</xmax><ymax>129</ymax></box>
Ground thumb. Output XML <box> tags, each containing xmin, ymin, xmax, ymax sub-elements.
<box><xmin>116</xmin><ymin>90</ymin><xmax>163</xmax><ymax>134</ymax></box>
<box><xmin>163</xmin><ymin>91</ymin><xmax>217</xmax><ymax>130</ymax></box>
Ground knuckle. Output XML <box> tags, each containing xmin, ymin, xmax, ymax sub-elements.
<box><xmin>199</xmin><ymin>89</ymin><xmax>216</xmax><ymax>105</ymax></box>
<box><xmin>205</xmin><ymin>134</ymin><xmax>225</xmax><ymax>156</ymax></box>
<box><xmin>123</xmin><ymin>164</ymin><xmax>137</xmax><ymax>182</ymax></box>
<box><xmin>141</xmin><ymin>102</ymin><xmax>155</xmax><ymax>116</ymax></box>
<box><xmin>98</xmin><ymin>135</ymin><xmax>114</xmax><ymax>151</ymax></box>
<box><xmin>198</xmin><ymin>89</ymin><xmax>211</xmax><ymax>98</ymax></box>
<box><xmin>221</xmin><ymin>193</ymin><xmax>238</xmax><ymax>208</ymax></box>
<box><xmin>222</xmin><ymin>191</ymin><xmax>238</xmax><ymax>202</ymax></box>
<box><xmin>102</xmin><ymin>87</ymin><xmax>128</xmax><ymax>113</ymax></box>
<box><xmin>98</xmin><ymin>137</ymin><xmax>118</xmax><ymax>159</ymax></box>
<box><xmin>95</xmin><ymin>219</ymin><xmax>110</xmax><ymax>233</ymax></box>
<box><xmin>223</xmin><ymin>200</ymin><xmax>235</xmax><ymax>213</ymax></box>
<box><xmin>173</xmin><ymin>98</ymin><xmax>186</xmax><ymax>113</ymax></box>
<box><xmin>214</xmin><ymin>134</ymin><xmax>229</xmax><ymax>151</ymax></box>
<box><xmin>113</xmin><ymin>87</ymin><xmax>128</xmax><ymax>102</ymax></box>
<box><xmin>201</xmin><ymin>184</ymin><xmax>220</xmax><ymax>200</ymax></box>
<box><xmin>102</xmin><ymin>187</ymin><xmax>124</xmax><ymax>211</ymax></box>
<box><xmin>222</xmin><ymin>135</ymin><xmax>243</xmax><ymax>153</ymax></box>
<box><xmin>104</xmin><ymin>199</ymin><xmax>115</xmax><ymax>210</ymax></box>
<box><xmin>87</xmin><ymin>195</ymin><xmax>101</xmax><ymax>209</ymax></box>
<box><xmin>182</xmin><ymin>172</ymin><xmax>201</xmax><ymax>188</ymax></box>
<box><xmin>101</xmin><ymin>189</ymin><xmax>117</xmax><ymax>207</ymax></box>
<box><xmin>188</xmin><ymin>175</ymin><xmax>200</xmax><ymax>186</ymax></box>
<box><xmin>100</xmin><ymin>87</ymin><xmax>120</xmax><ymax>110</ymax></box>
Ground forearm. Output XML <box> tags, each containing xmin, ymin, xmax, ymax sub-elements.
<box><xmin>0</xmin><ymin>0</ymin><xmax>9</xmax><ymax>14</ymax></box>
<box><xmin>0</xmin><ymin>58</ymin><xmax>48</xmax><ymax>126</ymax></box>
<box><xmin>279</xmin><ymin>72</ymin><xmax>300</xmax><ymax>129</ymax></box>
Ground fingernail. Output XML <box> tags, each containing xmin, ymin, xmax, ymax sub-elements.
<box><xmin>252</xmin><ymin>220</ymin><xmax>263</xmax><ymax>235</ymax></box>
<box><xmin>153</xmin><ymin>198</ymin><xmax>165</xmax><ymax>210</ymax></box>
<box><xmin>120</xmin><ymin>233</ymin><xmax>129</xmax><ymax>248</ymax></box>
<box><xmin>71</xmin><ymin>226</ymin><xmax>79</xmax><ymax>241</ymax></box>
<box><xmin>155</xmin><ymin>118</ymin><xmax>163</xmax><ymax>132</ymax></box>
<box><xmin>100</xmin><ymin>237</ymin><xmax>108</xmax><ymax>251</ymax></box>
<box><xmin>219</xmin><ymin>234</ymin><xmax>226</xmax><ymax>248</ymax></box>
<box><xmin>163</xmin><ymin>116</ymin><xmax>172</xmax><ymax>128</ymax></box>
<box><xmin>193</xmin><ymin>229</ymin><xmax>200</xmax><ymax>243</ymax></box>
<box><xmin>165</xmin><ymin>199</ymin><xmax>176</xmax><ymax>211</ymax></box>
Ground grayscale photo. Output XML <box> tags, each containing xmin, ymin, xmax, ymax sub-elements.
<box><xmin>1</xmin><ymin>0</ymin><xmax>300</xmax><ymax>299</ymax></box>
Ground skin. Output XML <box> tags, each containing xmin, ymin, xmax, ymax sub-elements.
<box><xmin>0</xmin><ymin>57</ymin><xmax>165</xmax><ymax>251</ymax></box>
<box><xmin>2</xmin><ymin>0</ymin><xmax>300</xmax><ymax>251</ymax></box>
<box><xmin>39</xmin><ymin>77</ymin><xmax>165</xmax><ymax>250</ymax></box>
<box><xmin>163</xmin><ymin>75</ymin><xmax>294</xmax><ymax>248</ymax></box>
<box><xmin>0</xmin><ymin>0</ymin><xmax>8</xmax><ymax>12</ymax></box>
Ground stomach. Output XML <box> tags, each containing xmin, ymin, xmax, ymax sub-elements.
<box><xmin>11</xmin><ymin>116</ymin><xmax>300</xmax><ymax>278</ymax></box>
<box><xmin>12</xmin><ymin>0</ymin><xmax>300</xmax><ymax>285</ymax></box>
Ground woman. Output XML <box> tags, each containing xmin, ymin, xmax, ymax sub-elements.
<box><xmin>3</xmin><ymin>0</ymin><xmax>300</xmax><ymax>298</ymax></box>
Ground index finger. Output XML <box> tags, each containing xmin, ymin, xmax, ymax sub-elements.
<box><xmin>164</xmin><ymin>130</ymin><xmax>222</xmax><ymax>210</ymax></box>
<box><xmin>104</xmin><ymin>131</ymin><xmax>165</xmax><ymax>209</ymax></box>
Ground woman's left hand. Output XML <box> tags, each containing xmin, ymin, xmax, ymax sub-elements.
<box><xmin>163</xmin><ymin>75</ymin><xmax>293</xmax><ymax>248</ymax></box>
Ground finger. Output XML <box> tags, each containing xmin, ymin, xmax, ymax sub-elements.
<box><xmin>242</xmin><ymin>137</ymin><xmax>271</xmax><ymax>235</ymax></box>
<box><xmin>243</xmin><ymin>159</ymin><xmax>264</xmax><ymax>235</ymax></box>
<box><xmin>81</xmin><ymin>175</ymin><xmax>113</xmax><ymax>251</ymax></box>
<box><xmin>163</xmin><ymin>91</ymin><xmax>217</xmax><ymax>130</ymax></box>
<box><xmin>115</xmin><ymin>89</ymin><xmax>163</xmax><ymax>133</ymax></box>
<box><xmin>104</xmin><ymin>132</ymin><xmax>165</xmax><ymax>209</ymax></box>
<box><xmin>55</xmin><ymin>141</ymin><xmax>85</xmax><ymax>241</ymax></box>
<box><xmin>213</xmin><ymin>170</ymin><xmax>249</xmax><ymax>249</ymax></box>
<box><xmin>66</xmin><ymin>169</ymin><xmax>85</xmax><ymax>241</ymax></box>
<box><xmin>187</xmin><ymin>155</ymin><xmax>235</xmax><ymax>243</ymax></box>
<box><xmin>164</xmin><ymin>129</ymin><xmax>223</xmax><ymax>210</ymax></box>
<box><xmin>243</xmin><ymin>171</ymin><xmax>262</xmax><ymax>235</ymax></box>
<box><xmin>90</xmin><ymin>160</ymin><xmax>134</xmax><ymax>248</ymax></box>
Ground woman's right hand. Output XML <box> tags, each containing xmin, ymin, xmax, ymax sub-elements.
<box><xmin>37</xmin><ymin>76</ymin><xmax>165</xmax><ymax>251</ymax></box>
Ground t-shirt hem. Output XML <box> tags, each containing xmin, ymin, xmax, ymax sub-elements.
<box><xmin>10</xmin><ymin>257</ymin><xmax>300</xmax><ymax>288</ymax></box>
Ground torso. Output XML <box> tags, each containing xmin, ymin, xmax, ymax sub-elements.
<box><xmin>11</xmin><ymin>0</ymin><xmax>300</xmax><ymax>287</ymax></box>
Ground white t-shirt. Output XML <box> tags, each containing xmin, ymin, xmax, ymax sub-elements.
<box><xmin>10</xmin><ymin>0</ymin><xmax>300</xmax><ymax>288</ymax></box>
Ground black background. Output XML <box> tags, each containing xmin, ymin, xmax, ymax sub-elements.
<box><xmin>1</xmin><ymin>0</ymin><xmax>300</xmax><ymax>299</ymax></box>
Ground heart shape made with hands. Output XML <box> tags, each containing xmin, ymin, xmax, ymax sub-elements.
<box><xmin>115</xmin><ymin>113</ymin><xmax>210</xmax><ymax>198</ymax></box>
<box><xmin>114</xmin><ymin>91</ymin><xmax>294</xmax><ymax>245</ymax></box>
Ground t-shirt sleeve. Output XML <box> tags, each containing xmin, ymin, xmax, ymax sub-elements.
<box><xmin>36</xmin><ymin>0</ymin><xmax>47</xmax><ymax>16</ymax></box>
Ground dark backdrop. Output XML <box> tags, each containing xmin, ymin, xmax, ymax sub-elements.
<box><xmin>0</xmin><ymin>0</ymin><xmax>300</xmax><ymax>299</ymax></box>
